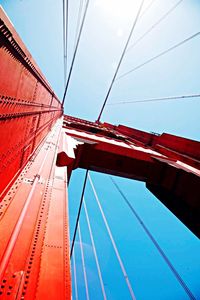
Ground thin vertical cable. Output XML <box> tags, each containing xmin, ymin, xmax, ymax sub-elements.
<box><xmin>110</xmin><ymin>176</ymin><xmax>196</xmax><ymax>300</ymax></box>
<box><xmin>72</xmin><ymin>246</ymin><xmax>79</xmax><ymax>300</ymax></box>
<box><xmin>74</xmin><ymin>0</ymin><xmax>84</xmax><ymax>50</ymax></box>
<box><xmin>62</xmin><ymin>0</ymin><xmax>90</xmax><ymax>106</ymax></box>
<box><xmin>78</xmin><ymin>223</ymin><xmax>90</xmax><ymax>300</ymax></box>
<box><xmin>66</xmin><ymin>0</ymin><xmax>69</xmax><ymax>79</ymax></box>
<box><xmin>62</xmin><ymin>0</ymin><xmax>68</xmax><ymax>84</ymax></box>
<box><xmin>83</xmin><ymin>198</ymin><xmax>107</xmax><ymax>300</ymax></box>
<box><xmin>62</xmin><ymin>0</ymin><xmax>66</xmax><ymax>83</ymax></box>
<box><xmin>88</xmin><ymin>173</ymin><xmax>136</xmax><ymax>300</ymax></box>
<box><xmin>70</xmin><ymin>169</ymin><xmax>88</xmax><ymax>258</ymax></box>
<box><xmin>97</xmin><ymin>0</ymin><xmax>145</xmax><ymax>122</ymax></box>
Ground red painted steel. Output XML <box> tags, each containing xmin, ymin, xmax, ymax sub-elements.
<box><xmin>60</xmin><ymin>115</ymin><xmax>200</xmax><ymax>238</ymax></box>
<box><xmin>0</xmin><ymin>7</ymin><xmax>71</xmax><ymax>299</ymax></box>
<box><xmin>0</xmin><ymin>120</ymin><xmax>71</xmax><ymax>299</ymax></box>
<box><xmin>0</xmin><ymin>7</ymin><xmax>62</xmax><ymax>201</ymax></box>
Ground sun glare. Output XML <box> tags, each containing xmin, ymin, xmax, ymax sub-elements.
<box><xmin>94</xmin><ymin>0</ymin><xmax>142</xmax><ymax>21</ymax></box>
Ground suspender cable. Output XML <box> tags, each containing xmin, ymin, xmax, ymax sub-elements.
<box><xmin>70</xmin><ymin>169</ymin><xmax>89</xmax><ymax>258</ymax></box>
<box><xmin>117</xmin><ymin>31</ymin><xmax>200</xmax><ymax>80</ymax></box>
<box><xmin>78</xmin><ymin>223</ymin><xmax>90</xmax><ymax>300</ymax></box>
<box><xmin>62</xmin><ymin>0</ymin><xmax>90</xmax><ymax>107</ymax></box>
<box><xmin>66</xmin><ymin>0</ymin><xmax>69</xmax><ymax>78</ymax></box>
<box><xmin>88</xmin><ymin>173</ymin><xmax>136</xmax><ymax>300</ymax></box>
<box><xmin>96</xmin><ymin>0</ymin><xmax>145</xmax><ymax>122</ymax></box>
<box><xmin>62</xmin><ymin>0</ymin><xmax>66</xmax><ymax>83</ymax></box>
<box><xmin>72</xmin><ymin>246</ymin><xmax>79</xmax><ymax>300</ymax></box>
<box><xmin>83</xmin><ymin>198</ymin><xmax>107</xmax><ymax>300</ymax></box>
<box><xmin>108</xmin><ymin>93</ymin><xmax>200</xmax><ymax>106</ymax></box>
<box><xmin>74</xmin><ymin>0</ymin><xmax>84</xmax><ymax>50</ymax></box>
<box><xmin>110</xmin><ymin>177</ymin><xmax>196</xmax><ymax>300</ymax></box>
<box><xmin>127</xmin><ymin>0</ymin><xmax>184</xmax><ymax>54</ymax></box>
<box><xmin>62</xmin><ymin>0</ymin><xmax>68</xmax><ymax>84</ymax></box>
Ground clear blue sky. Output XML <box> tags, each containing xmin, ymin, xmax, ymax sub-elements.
<box><xmin>1</xmin><ymin>0</ymin><xmax>200</xmax><ymax>299</ymax></box>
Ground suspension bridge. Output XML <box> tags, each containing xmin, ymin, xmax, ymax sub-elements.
<box><xmin>0</xmin><ymin>1</ymin><xmax>200</xmax><ymax>299</ymax></box>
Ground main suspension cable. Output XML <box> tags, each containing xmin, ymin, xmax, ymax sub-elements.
<box><xmin>70</xmin><ymin>169</ymin><xmax>89</xmax><ymax>258</ymax></box>
<box><xmin>88</xmin><ymin>173</ymin><xmax>136</xmax><ymax>300</ymax></box>
<box><xmin>96</xmin><ymin>0</ymin><xmax>145</xmax><ymax>122</ymax></box>
<box><xmin>108</xmin><ymin>93</ymin><xmax>200</xmax><ymax>106</ymax></box>
<box><xmin>62</xmin><ymin>0</ymin><xmax>90</xmax><ymax>107</ymax></box>
<box><xmin>83</xmin><ymin>198</ymin><xmax>107</xmax><ymax>300</ymax></box>
<box><xmin>127</xmin><ymin>0</ymin><xmax>184</xmax><ymax>54</ymax></box>
<box><xmin>117</xmin><ymin>31</ymin><xmax>200</xmax><ymax>80</ymax></box>
<box><xmin>78</xmin><ymin>223</ymin><xmax>90</xmax><ymax>300</ymax></box>
<box><xmin>110</xmin><ymin>176</ymin><xmax>196</xmax><ymax>300</ymax></box>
